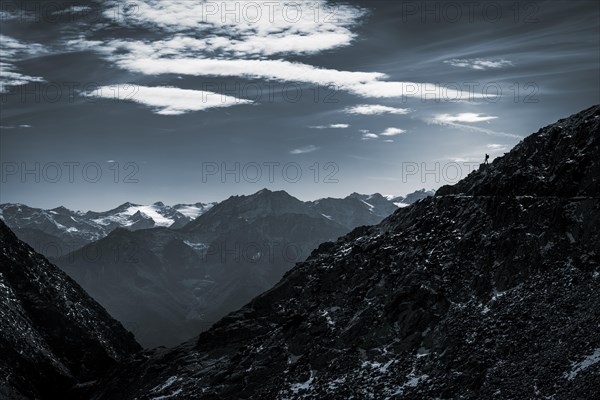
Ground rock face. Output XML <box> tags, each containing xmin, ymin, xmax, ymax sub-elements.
<box><xmin>0</xmin><ymin>220</ymin><xmax>141</xmax><ymax>400</ymax></box>
<box><xmin>92</xmin><ymin>106</ymin><xmax>600</xmax><ymax>400</ymax></box>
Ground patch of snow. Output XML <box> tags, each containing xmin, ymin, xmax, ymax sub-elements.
<box><xmin>392</xmin><ymin>370</ymin><xmax>429</xmax><ymax>396</ymax></box>
<box><xmin>564</xmin><ymin>348</ymin><xmax>600</xmax><ymax>380</ymax></box>
<box><xmin>394</xmin><ymin>202</ymin><xmax>411</xmax><ymax>208</ymax></box>
<box><xmin>184</xmin><ymin>241</ymin><xmax>208</xmax><ymax>251</ymax></box>
<box><xmin>321</xmin><ymin>214</ymin><xmax>332</xmax><ymax>220</ymax></box>
<box><xmin>127</xmin><ymin>205</ymin><xmax>174</xmax><ymax>226</ymax></box>
<box><xmin>362</xmin><ymin>359</ymin><xmax>395</xmax><ymax>373</ymax></box>
<box><xmin>290</xmin><ymin>370</ymin><xmax>315</xmax><ymax>395</ymax></box>
<box><xmin>53</xmin><ymin>220</ymin><xmax>67</xmax><ymax>230</ymax></box>
<box><xmin>175</xmin><ymin>205</ymin><xmax>207</xmax><ymax>219</ymax></box>
<box><xmin>360</xmin><ymin>200</ymin><xmax>375</xmax><ymax>211</ymax></box>
<box><xmin>321</xmin><ymin>308</ymin><xmax>337</xmax><ymax>327</ymax></box>
<box><xmin>151</xmin><ymin>376</ymin><xmax>178</xmax><ymax>393</ymax></box>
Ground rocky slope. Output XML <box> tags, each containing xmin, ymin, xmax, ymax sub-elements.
<box><xmin>92</xmin><ymin>105</ymin><xmax>600</xmax><ymax>399</ymax></box>
<box><xmin>0</xmin><ymin>220</ymin><xmax>141</xmax><ymax>400</ymax></box>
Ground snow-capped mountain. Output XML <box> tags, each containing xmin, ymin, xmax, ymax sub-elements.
<box><xmin>0</xmin><ymin>220</ymin><xmax>140</xmax><ymax>399</ymax></box>
<box><xmin>56</xmin><ymin>189</ymin><xmax>382</xmax><ymax>348</ymax></box>
<box><xmin>387</xmin><ymin>189</ymin><xmax>436</xmax><ymax>208</ymax></box>
<box><xmin>6</xmin><ymin>190</ymin><xmax>432</xmax><ymax>347</ymax></box>
<box><xmin>92</xmin><ymin>106</ymin><xmax>600</xmax><ymax>399</ymax></box>
<box><xmin>310</xmin><ymin>193</ymin><xmax>400</xmax><ymax>228</ymax></box>
<box><xmin>0</xmin><ymin>201</ymin><xmax>216</xmax><ymax>256</ymax></box>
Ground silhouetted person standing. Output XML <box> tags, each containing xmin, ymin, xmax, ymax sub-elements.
<box><xmin>484</xmin><ymin>154</ymin><xmax>490</xmax><ymax>165</ymax></box>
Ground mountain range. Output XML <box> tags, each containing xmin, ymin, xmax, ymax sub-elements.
<box><xmin>2</xmin><ymin>190</ymin><xmax>432</xmax><ymax>347</ymax></box>
<box><xmin>86</xmin><ymin>105</ymin><xmax>598</xmax><ymax>399</ymax></box>
<box><xmin>2</xmin><ymin>106</ymin><xmax>598</xmax><ymax>399</ymax></box>
<box><xmin>0</xmin><ymin>201</ymin><xmax>216</xmax><ymax>258</ymax></box>
<box><xmin>0</xmin><ymin>190</ymin><xmax>432</xmax><ymax>260</ymax></box>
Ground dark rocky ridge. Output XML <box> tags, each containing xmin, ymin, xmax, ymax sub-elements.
<box><xmin>90</xmin><ymin>105</ymin><xmax>600</xmax><ymax>399</ymax></box>
<box><xmin>437</xmin><ymin>105</ymin><xmax>599</xmax><ymax>197</ymax></box>
<box><xmin>0</xmin><ymin>220</ymin><xmax>141</xmax><ymax>400</ymax></box>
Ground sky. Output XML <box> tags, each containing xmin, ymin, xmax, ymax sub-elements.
<box><xmin>1</xmin><ymin>0</ymin><xmax>599</xmax><ymax>210</ymax></box>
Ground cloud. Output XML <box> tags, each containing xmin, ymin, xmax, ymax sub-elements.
<box><xmin>0</xmin><ymin>63</ymin><xmax>45</xmax><ymax>93</ymax></box>
<box><xmin>361</xmin><ymin>128</ymin><xmax>405</xmax><ymax>140</ymax></box>
<box><xmin>444</xmin><ymin>58</ymin><xmax>513</xmax><ymax>70</ymax></box>
<box><xmin>434</xmin><ymin>113</ymin><xmax>498</xmax><ymax>123</ymax></box>
<box><xmin>429</xmin><ymin>118</ymin><xmax>521</xmax><ymax>139</ymax></box>
<box><xmin>290</xmin><ymin>145</ymin><xmax>319</xmax><ymax>155</ymax></box>
<box><xmin>102</xmin><ymin>0</ymin><xmax>365</xmax><ymax>57</ymax></box>
<box><xmin>106</xmin><ymin>54</ymin><xmax>478</xmax><ymax>100</ymax></box>
<box><xmin>361</xmin><ymin>132</ymin><xmax>379</xmax><ymax>140</ymax></box>
<box><xmin>65</xmin><ymin>0</ymin><xmax>483</xmax><ymax>117</ymax></box>
<box><xmin>52</xmin><ymin>5</ymin><xmax>93</xmax><ymax>15</ymax></box>
<box><xmin>310</xmin><ymin>123</ymin><xmax>349</xmax><ymax>129</ymax></box>
<box><xmin>344</xmin><ymin>104</ymin><xmax>411</xmax><ymax>115</ymax></box>
<box><xmin>84</xmin><ymin>84</ymin><xmax>253</xmax><ymax>115</ymax></box>
<box><xmin>487</xmin><ymin>144</ymin><xmax>508</xmax><ymax>151</ymax></box>
<box><xmin>380</xmin><ymin>127</ymin><xmax>406</xmax><ymax>136</ymax></box>
<box><xmin>0</xmin><ymin>36</ymin><xmax>46</xmax><ymax>93</ymax></box>
<box><xmin>0</xmin><ymin>124</ymin><xmax>32</xmax><ymax>129</ymax></box>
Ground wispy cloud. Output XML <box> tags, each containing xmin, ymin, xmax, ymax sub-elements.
<box><xmin>102</xmin><ymin>0</ymin><xmax>365</xmax><ymax>57</ymax></box>
<box><xmin>361</xmin><ymin>132</ymin><xmax>379</xmax><ymax>140</ymax></box>
<box><xmin>434</xmin><ymin>113</ymin><xmax>498</xmax><ymax>123</ymax></box>
<box><xmin>290</xmin><ymin>145</ymin><xmax>320</xmax><ymax>155</ymax></box>
<box><xmin>310</xmin><ymin>123</ymin><xmax>350</xmax><ymax>129</ymax></box>
<box><xmin>66</xmin><ymin>1</ymin><xmax>483</xmax><ymax>112</ymax></box>
<box><xmin>444</xmin><ymin>58</ymin><xmax>513</xmax><ymax>70</ymax></box>
<box><xmin>361</xmin><ymin>127</ymin><xmax>406</xmax><ymax>141</ymax></box>
<box><xmin>487</xmin><ymin>144</ymin><xmax>508</xmax><ymax>151</ymax></box>
<box><xmin>380</xmin><ymin>128</ymin><xmax>406</xmax><ymax>136</ymax></box>
<box><xmin>429</xmin><ymin>118</ymin><xmax>521</xmax><ymax>139</ymax></box>
<box><xmin>344</xmin><ymin>104</ymin><xmax>411</xmax><ymax>115</ymax></box>
<box><xmin>84</xmin><ymin>85</ymin><xmax>253</xmax><ymax>115</ymax></box>
<box><xmin>52</xmin><ymin>5</ymin><xmax>93</xmax><ymax>15</ymax></box>
<box><xmin>0</xmin><ymin>124</ymin><xmax>32</xmax><ymax>129</ymax></box>
<box><xmin>0</xmin><ymin>35</ymin><xmax>46</xmax><ymax>93</ymax></box>
<box><xmin>98</xmin><ymin>53</ymin><xmax>477</xmax><ymax>100</ymax></box>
